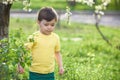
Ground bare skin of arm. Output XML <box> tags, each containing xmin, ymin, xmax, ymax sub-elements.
<box><xmin>55</xmin><ymin>51</ymin><xmax>64</xmax><ymax>75</ymax></box>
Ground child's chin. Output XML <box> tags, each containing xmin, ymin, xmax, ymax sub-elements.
<box><xmin>45</xmin><ymin>32</ymin><xmax>51</xmax><ymax>35</ymax></box>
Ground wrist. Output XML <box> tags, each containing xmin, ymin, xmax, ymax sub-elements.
<box><xmin>59</xmin><ymin>66</ymin><xmax>64</xmax><ymax>69</ymax></box>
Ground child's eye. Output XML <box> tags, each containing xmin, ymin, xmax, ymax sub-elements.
<box><xmin>44</xmin><ymin>24</ymin><xmax>49</xmax><ymax>26</ymax></box>
<box><xmin>51</xmin><ymin>24</ymin><xmax>55</xmax><ymax>26</ymax></box>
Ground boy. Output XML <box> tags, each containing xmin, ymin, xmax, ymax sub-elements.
<box><xmin>18</xmin><ymin>7</ymin><xmax>64</xmax><ymax>80</ymax></box>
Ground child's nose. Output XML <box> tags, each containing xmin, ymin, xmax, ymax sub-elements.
<box><xmin>48</xmin><ymin>25</ymin><xmax>52</xmax><ymax>29</ymax></box>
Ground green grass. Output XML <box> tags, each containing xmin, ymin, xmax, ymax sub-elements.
<box><xmin>9</xmin><ymin>18</ymin><xmax>120</xmax><ymax>80</ymax></box>
<box><xmin>11</xmin><ymin>0</ymin><xmax>120</xmax><ymax>11</ymax></box>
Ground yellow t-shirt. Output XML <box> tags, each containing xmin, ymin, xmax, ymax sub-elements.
<box><xmin>25</xmin><ymin>31</ymin><xmax>60</xmax><ymax>74</ymax></box>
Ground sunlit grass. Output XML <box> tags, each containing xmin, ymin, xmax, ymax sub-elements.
<box><xmin>9</xmin><ymin>18</ymin><xmax>120</xmax><ymax>80</ymax></box>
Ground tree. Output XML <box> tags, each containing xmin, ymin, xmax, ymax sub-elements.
<box><xmin>0</xmin><ymin>1</ymin><xmax>12</xmax><ymax>40</ymax></box>
<box><xmin>66</xmin><ymin>0</ymin><xmax>76</xmax><ymax>6</ymax></box>
<box><xmin>0</xmin><ymin>0</ymin><xmax>31</xmax><ymax>40</ymax></box>
<box><xmin>94</xmin><ymin>0</ymin><xmax>112</xmax><ymax>46</ymax></box>
<box><xmin>115</xmin><ymin>0</ymin><xmax>120</xmax><ymax>9</ymax></box>
<box><xmin>0</xmin><ymin>0</ymin><xmax>31</xmax><ymax>79</ymax></box>
<box><xmin>66</xmin><ymin>0</ymin><xmax>112</xmax><ymax>46</ymax></box>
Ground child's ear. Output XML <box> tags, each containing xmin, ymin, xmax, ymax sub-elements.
<box><xmin>37</xmin><ymin>20</ymin><xmax>40</xmax><ymax>24</ymax></box>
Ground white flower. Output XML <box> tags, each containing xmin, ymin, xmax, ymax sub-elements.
<box><xmin>99</xmin><ymin>11</ymin><xmax>104</xmax><ymax>15</ymax></box>
<box><xmin>95</xmin><ymin>5</ymin><xmax>102</xmax><ymax>10</ymax></box>
<box><xmin>23</xmin><ymin>0</ymin><xmax>28</xmax><ymax>5</ymax></box>
<box><xmin>83</xmin><ymin>0</ymin><xmax>94</xmax><ymax>7</ymax></box>
<box><xmin>28</xmin><ymin>8</ymin><xmax>32</xmax><ymax>12</ymax></box>
<box><xmin>2</xmin><ymin>63</ymin><xmax>6</xmax><ymax>65</ymax></box>
<box><xmin>106</xmin><ymin>0</ymin><xmax>111</xmax><ymax>3</ymax></box>
<box><xmin>95</xmin><ymin>10</ymin><xmax>99</xmax><ymax>14</ymax></box>
<box><xmin>97</xmin><ymin>14</ymin><xmax>101</xmax><ymax>19</ymax></box>
<box><xmin>65</xmin><ymin>12</ymin><xmax>72</xmax><ymax>17</ymax></box>
<box><xmin>103</xmin><ymin>6</ymin><xmax>106</xmax><ymax>10</ymax></box>
<box><xmin>103</xmin><ymin>2</ymin><xmax>108</xmax><ymax>6</ymax></box>
<box><xmin>6</xmin><ymin>0</ymin><xmax>13</xmax><ymax>4</ymax></box>
<box><xmin>2</xmin><ymin>1</ymin><xmax>8</xmax><ymax>5</ymax></box>
<box><xmin>76</xmin><ymin>0</ymin><xmax>82</xmax><ymax>3</ymax></box>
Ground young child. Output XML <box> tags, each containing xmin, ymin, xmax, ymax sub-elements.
<box><xmin>18</xmin><ymin>7</ymin><xmax>64</xmax><ymax>80</ymax></box>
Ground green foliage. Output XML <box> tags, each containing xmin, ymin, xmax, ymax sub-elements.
<box><xmin>9</xmin><ymin>29</ymin><xmax>31</xmax><ymax>79</ymax></box>
<box><xmin>11</xmin><ymin>0</ymin><xmax>120</xmax><ymax>10</ymax></box>
<box><xmin>0</xmin><ymin>18</ymin><xmax>120</xmax><ymax>79</ymax></box>
<box><xmin>0</xmin><ymin>29</ymin><xmax>31</xmax><ymax>79</ymax></box>
<box><xmin>0</xmin><ymin>38</ymin><xmax>9</xmax><ymax>79</ymax></box>
<box><xmin>1</xmin><ymin>0</ymin><xmax>31</xmax><ymax>12</ymax></box>
<box><xmin>54</xmin><ymin>28</ymin><xmax>120</xmax><ymax>80</ymax></box>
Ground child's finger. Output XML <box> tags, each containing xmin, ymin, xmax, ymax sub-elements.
<box><xmin>17</xmin><ymin>64</ymin><xmax>24</xmax><ymax>74</ymax></box>
<box><xmin>59</xmin><ymin>68</ymin><xmax>64</xmax><ymax>75</ymax></box>
<box><xmin>19</xmin><ymin>68</ymin><xmax>24</xmax><ymax>74</ymax></box>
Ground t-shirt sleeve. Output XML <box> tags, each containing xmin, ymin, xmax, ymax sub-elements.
<box><xmin>55</xmin><ymin>35</ymin><xmax>60</xmax><ymax>52</ymax></box>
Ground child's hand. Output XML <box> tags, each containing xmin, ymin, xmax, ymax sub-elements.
<box><xmin>59</xmin><ymin>67</ymin><xmax>64</xmax><ymax>75</ymax></box>
<box><xmin>17</xmin><ymin>63</ymin><xmax>24</xmax><ymax>74</ymax></box>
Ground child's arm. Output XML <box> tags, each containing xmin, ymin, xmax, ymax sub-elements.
<box><xmin>17</xmin><ymin>35</ymin><xmax>34</xmax><ymax>74</ymax></box>
<box><xmin>55</xmin><ymin>51</ymin><xmax>64</xmax><ymax>75</ymax></box>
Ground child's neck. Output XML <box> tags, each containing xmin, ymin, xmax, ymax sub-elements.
<box><xmin>39</xmin><ymin>30</ymin><xmax>52</xmax><ymax>35</ymax></box>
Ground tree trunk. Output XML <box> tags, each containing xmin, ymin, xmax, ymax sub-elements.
<box><xmin>0</xmin><ymin>3</ymin><xmax>12</xmax><ymax>40</ymax></box>
<box><xmin>115</xmin><ymin>0</ymin><xmax>120</xmax><ymax>8</ymax></box>
<box><xmin>0</xmin><ymin>3</ymin><xmax>12</xmax><ymax>79</ymax></box>
<box><xmin>67</xmin><ymin>0</ymin><xmax>76</xmax><ymax>6</ymax></box>
<box><xmin>94</xmin><ymin>13</ymin><xmax>112</xmax><ymax>46</ymax></box>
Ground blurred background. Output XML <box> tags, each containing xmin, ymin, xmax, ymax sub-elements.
<box><xmin>0</xmin><ymin>0</ymin><xmax>120</xmax><ymax>80</ymax></box>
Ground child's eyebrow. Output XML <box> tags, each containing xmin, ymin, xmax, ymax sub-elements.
<box><xmin>51</xmin><ymin>23</ymin><xmax>55</xmax><ymax>24</ymax></box>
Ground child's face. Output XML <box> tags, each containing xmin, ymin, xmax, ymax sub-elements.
<box><xmin>38</xmin><ymin>19</ymin><xmax>56</xmax><ymax>35</ymax></box>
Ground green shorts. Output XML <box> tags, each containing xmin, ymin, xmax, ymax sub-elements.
<box><xmin>29</xmin><ymin>71</ymin><xmax>55</xmax><ymax>80</ymax></box>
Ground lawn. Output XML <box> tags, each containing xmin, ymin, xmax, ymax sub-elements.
<box><xmin>7</xmin><ymin>18</ymin><xmax>120</xmax><ymax>80</ymax></box>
